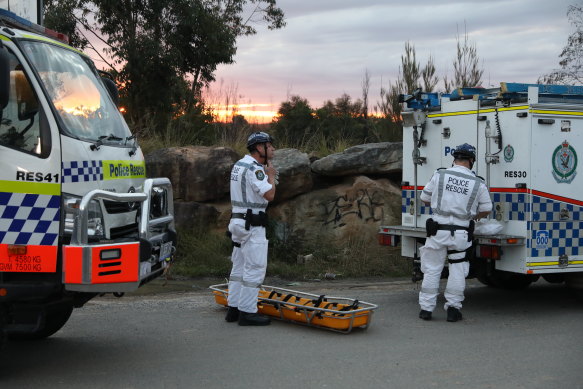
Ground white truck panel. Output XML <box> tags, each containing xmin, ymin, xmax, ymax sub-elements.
<box><xmin>384</xmin><ymin>84</ymin><xmax>583</xmax><ymax>279</ymax></box>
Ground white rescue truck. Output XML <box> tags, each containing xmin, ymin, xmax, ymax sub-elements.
<box><xmin>379</xmin><ymin>82</ymin><xmax>583</xmax><ymax>295</ymax></box>
<box><xmin>0</xmin><ymin>6</ymin><xmax>176</xmax><ymax>342</ymax></box>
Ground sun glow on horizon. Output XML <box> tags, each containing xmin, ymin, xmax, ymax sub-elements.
<box><xmin>210</xmin><ymin>103</ymin><xmax>277</xmax><ymax>124</ymax></box>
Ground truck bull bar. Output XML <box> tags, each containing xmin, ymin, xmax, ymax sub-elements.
<box><xmin>64</xmin><ymin>178</ymin><xmax>175</xmax><ymax>292</ymax></box>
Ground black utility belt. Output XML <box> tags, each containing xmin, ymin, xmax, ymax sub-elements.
<box><xmin>232</xmin><ymin>210</ymin><xmax>268</xmax><ymax>229</ymax></box>
<box><xmin>426</xmin><ymin>218</ymin><xmax>474</xmax><ymax>241</ymax></box>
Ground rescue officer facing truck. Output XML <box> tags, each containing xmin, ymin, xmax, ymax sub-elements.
<box><xmin>418</xmin><ymin>143</ymin><xmax>492</xmax><ymax>322</ymax></box>
<box><xmin>226</xmin><ymin>132</ymin><xmax>277</xmax><ymax>326</ymax></box>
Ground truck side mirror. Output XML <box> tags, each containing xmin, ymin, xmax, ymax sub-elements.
<box><xmin>101</xmin><ymin>76</ymin><xmax>120</xmax><ymax>107</ymax></box>
<box><xmin>0</xmin><ymin>43</ymin><xmax>10</xmax><ymax>110</ymax></box>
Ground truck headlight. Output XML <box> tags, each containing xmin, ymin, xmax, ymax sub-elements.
<box><xmin>62</xmin><ymin>193</ymin><xmax>105</xmax><ymax>238</ymax></box>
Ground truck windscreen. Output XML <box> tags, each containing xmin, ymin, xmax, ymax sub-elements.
<box><xmin>19</xmin><ymin>40</ymin><xmax>132</xmax><ymax>145</ymax></box>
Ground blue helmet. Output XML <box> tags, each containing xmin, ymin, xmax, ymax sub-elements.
<box><xmin>247</xmin><ymin>131</ymin><xmax>274</xmax><ymax>152</ymax></box>
<box><xmin>453</xmin><ymin>143</ymin><xmax>476</xmax><ymax>160</ymax></box>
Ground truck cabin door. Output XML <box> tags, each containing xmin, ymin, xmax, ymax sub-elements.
<box><xmin>0</xmin><ymin>46</ymin><xmax>61</xmax><ymax>274</ymax></box>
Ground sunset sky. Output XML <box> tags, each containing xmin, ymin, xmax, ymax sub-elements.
<box><xmin>211</xmin><ymin>0</ymin><xmax>575</xmax><ymax>123</ymax></box>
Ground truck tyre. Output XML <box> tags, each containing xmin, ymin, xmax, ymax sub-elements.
<box><xmin>476</xmin><ymin>274</ymin><xmax>494</xmax><ymax>287</ymax></box>
<box><xmin>542</xmin><ymin>274</ymin><xmax>565</xmax><ymax>284</ymax></box>
<box><xmin>481</xmin><ymin>270</ymin><xmax>535</xmax><ymax>290</ymax></box>
<box><xmin>10</xmin><ymin>305</ymin><xmax>73</xmax><ymax>340</ymax></box>
<box><xmin>0</xmin><ymin>307</ymin><xmax>6</xmax><ymax>349</ymax></box>
<box><xmin>565</xmin><ymin>273</ymin><xmax>583</xmax><ymax>302</ymax></box>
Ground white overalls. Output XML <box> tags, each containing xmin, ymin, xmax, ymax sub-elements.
<box><xmin>418</xmin><ymin>165</ymin><xmax>492</xmax><ymax>312</ymax></box>
<box><xmin>227</xmin><ymin>155</ymin><xmax>272</xmax><ymax>314</ymax></box>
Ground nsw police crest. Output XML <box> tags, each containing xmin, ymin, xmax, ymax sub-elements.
<box><xmin>552</xmin><ymin>140</ymin><xmax>577</xmax><ymax>183</ymax></box>
<box><xmin>255</xmin><ymin>170</ymin><xmax>265</xmax><ymax>180</ymax></box>
<box><xmin>503</xmin><ymin>144</ymin><xmax>514</xmax><ymax>162</ymax></box>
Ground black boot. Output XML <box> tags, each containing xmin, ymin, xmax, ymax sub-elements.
<box><xmin>419</xmin><ymin>310</ymin><xmax>432</xmax><ymax>321</ymax></box>
<box><xmin>238</xmin><ymin>311</ymin><xmax>271</xmax><ymax>326</ymax></box>
<box><xmin>447</xmin><ymin>307</ymin><xmax>463</xmax><ymax>322</ymax></box>
<box><xmin>225</xmin><ymin>306</ymin><xmax>239</xmax><ymax>322</ymax></box>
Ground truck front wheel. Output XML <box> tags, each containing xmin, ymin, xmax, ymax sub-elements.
<box><xmin>9</xmin><ymin>304</ymin><xmax>74</xmax><ymax>340</ymax></box>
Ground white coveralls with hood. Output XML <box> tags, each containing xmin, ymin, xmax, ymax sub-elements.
<box><xmin>227</xmin><ymin>154</ymin><xmax>272</xmax><ymax>314</ymax></box>
<box><xmin>418</xmin><ymin>162</ymin><xmax>492</xmax><ymax>313</ymax></box>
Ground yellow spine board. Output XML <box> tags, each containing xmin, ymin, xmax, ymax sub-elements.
<box><xmin>212</xmin><ymin>286</ymin><xmax>375</xmax><ymax>331</ymax></box>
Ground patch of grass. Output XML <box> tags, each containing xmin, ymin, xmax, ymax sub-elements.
<box><xmin>170</xmin><ymin>227</ymin><xmax>410</xmax><ymax>281</ymax></box>
<box><xmin>268</xmin><ymin>235</ymin><xmax>409</xmax><ymax>280</ymax></box>
<box><xmin>170</xmin><ymin>228</ymin><xmax>233</xmax><ymax>277</ymax></box>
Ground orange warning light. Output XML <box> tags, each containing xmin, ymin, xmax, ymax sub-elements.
<box><xmin>7</xmin><ymin>245</ymin><xmax>27</xmax><ymax>255</ymax></box>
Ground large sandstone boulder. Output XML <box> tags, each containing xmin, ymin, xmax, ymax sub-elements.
<box><xmin>174</xmin><ymin>202</ymin><xmax>219</xmax><ymax>230</ymax></box>
<box><xmin>145</xmin><ymin>146</ymin><xmax>239</xmax><ymax>202</ymax></box>
<box><xmin>272</xmin><ymin>148</ymin><xmax>313</xmax><ymax>203</ymax></box>
<box><xmin>311</xmin><ymin>142</ymin><xmax>402</xmax><ymax>177</ymax></box>
<box><xmin>268</xmin><ymin>175</ymin><xmax>401</xmax><ymax>246</ymax></box>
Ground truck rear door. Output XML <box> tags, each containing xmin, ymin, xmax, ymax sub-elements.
<box><xmin>528</xmin><ymin>107</ymin><xmax>583</xmax><ymax>270</ymax></box>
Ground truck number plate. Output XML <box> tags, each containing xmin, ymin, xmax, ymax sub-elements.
<box><xmin>159</xmin><ymin>242</ymin><xmax>173</xmax><ymax>261</ymax></box>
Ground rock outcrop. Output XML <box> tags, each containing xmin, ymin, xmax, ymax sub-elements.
<box><xmin>146</xmin><ymin>146</ymin><xmax>239</xmax><ymax>202</ymax></box>
<box><xmin>269</xmin><ymin>176</ymin><xmax>401</xmax><ymax>245</ymax></box>
<box><xmin>145</xmin><ymin>143</ymin><xmax>404</xmax><ymax>239</ymax></box>
<box><xmin>271</xmin><ymin>148</ymin><xmax>313</xmax><ymax>203</ymax></box>
<box><xmin>311</xmin><ymin>142</ymin><xmax>402</xmax><ymax>177</ymax></box>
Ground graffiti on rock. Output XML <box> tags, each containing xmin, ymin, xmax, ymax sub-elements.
<box><xmin>321</xmin><ymin>189</ymin><xmax>384</xmax><ymax>227</ymax></box>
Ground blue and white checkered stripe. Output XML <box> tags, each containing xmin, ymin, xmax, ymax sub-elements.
<box><xmin>491</xmin><ymin>192</ymin><xmax>528</xmax><ymax>221</ymax></box>
<box><xmin>62</xmin><ymin>160</ymin><xmax>103</xmax><ymax>183</ymax></box>
<box><xmin>403</xmin><ymin>188</ymin><xmax>583</xmax><ymax>258</ymax></box>
<box><xmin>531</xmin><ymin>195</ymin><xmax>582</xmax><ymax>222</ymax></box>
<box><xmin>0</xmin><ymin>192</ymin><xmax>60</xmax><ymax>246</ymax></box>
<box><xmin>527</xmin><ymin>194</ymin><xmax>583</xmax><ymax>257</ymax></box>
<box><xmin>528</xmin><ymin>221</ymin><xmax>582</xmax><ymax>257</ymax></box>
<box><xmin>402</xmin><ymin>189</ymin><xmax>432</xmax><ymax>215</ymax></box>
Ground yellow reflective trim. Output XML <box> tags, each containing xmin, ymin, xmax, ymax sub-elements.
<box><xmin>427</xmin><ymin>110</ymin><xmax>478</xmax><ymax>118</ymax></box>
<box><xmin>527</xmin><ymin>260</ymin><xmax>583</xmax><ymax>267</ymax></box>
<box><xmin>427</xmin><ymin>105</ymin><xmax>528</xmax><ymax>118</ymax></box>
<box><xmin>498</xmin><ymin>105</ymin><xmax>529</xmax><ymax>112</ymax></box>
<box><xmin>530</xmin><ymin>109</ymin><xmax>583</xmax><ymax>116</ymax></box>
<box><xmin>21</xmin><ymin>33</ymin><xmax>84</xmax><ymax>55</ymax></box>
<box><xmin>0</xmin><ymin>35</ymin><xmax>10</xmax><ymax>41</ymax></box>
<box><xmin>103</xmin><ymin>160</ymin><xmax>146</xmax><ymax>180</ymax></box>
<box><xmin>0</xmin><ymin>180</ymin><xmax>60</xmax><ymax>195</ymax></box>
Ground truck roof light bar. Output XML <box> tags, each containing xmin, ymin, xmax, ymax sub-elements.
<box><xmin>0</xmin><ymin>9</ymin><xmax>69</xmax><ymax>44</ymax></box>
<box><xmin>400</xmin><ymin>82</ymin><xmax>583</xmax><ymax>111</ymax></box>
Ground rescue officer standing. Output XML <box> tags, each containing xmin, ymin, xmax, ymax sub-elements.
<box><xmin>418</xmin><ymin>143</ymin><xmax>492</xmax><ymax>322</ymax></box>
<box><xmin>225</xmin><ymin>132</ymin><xmax>277</xmax><ymax>326</ymax></box>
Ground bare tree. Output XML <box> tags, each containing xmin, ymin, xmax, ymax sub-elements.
<box><xmin>421</xmin><ymin>54</ymin><xmax>439</xmax><ymax>92</ymax></box>
<box><xmin>539</xmin><ymin>5</ymin><xmax>583</xmax><ymax>85</ymax></box>
<box><xmin>443</xmin><ymin>24</ymin><xmax>484</xmax><ymax>92</ymax></box>
<box><xmin>401</xmin><ymin>41</ymin><xmax>420</xmax><ymax>93</ymax></box>
<box><xmin>378</xmin><ymin>77</ymin><xmax>404</xmax><ymax>122</ymax></box>
<box><xmin>361</xmin><ymin>69</ymin><xmax>370</xmax><ymax>119</ymax></box>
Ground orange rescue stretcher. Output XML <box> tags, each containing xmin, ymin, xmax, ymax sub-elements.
<box><xmin>210</xmin><ymin>283</ymin><xmax>378</xmax><ymax>333</ymax></box>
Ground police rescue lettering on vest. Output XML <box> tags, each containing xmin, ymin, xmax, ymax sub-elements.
<box><xmin>103</xmin><ymin>160</ymin><xmax>147</xmax><ymax>180</ymax></box>
<box><xmin>445</xmin><ymin>176</ymin><xmax>470</xmax><ymax>195</ymax></box>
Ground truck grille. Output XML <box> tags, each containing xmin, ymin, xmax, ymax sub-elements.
<box><xmin>109</xmin><ymin>223</ymin><xmax>138</xmax><ymax>239</ymax></box>
<box><xmin>103</xmin><ymin>200</ymin><xmax>130</xmax><ymax>214</ymax></box>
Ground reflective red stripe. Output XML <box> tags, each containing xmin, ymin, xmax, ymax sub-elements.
<box><xmin>489</xmin><ymin>187</ymin><xmax>528</xmax><ymax>193</ymax></box>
